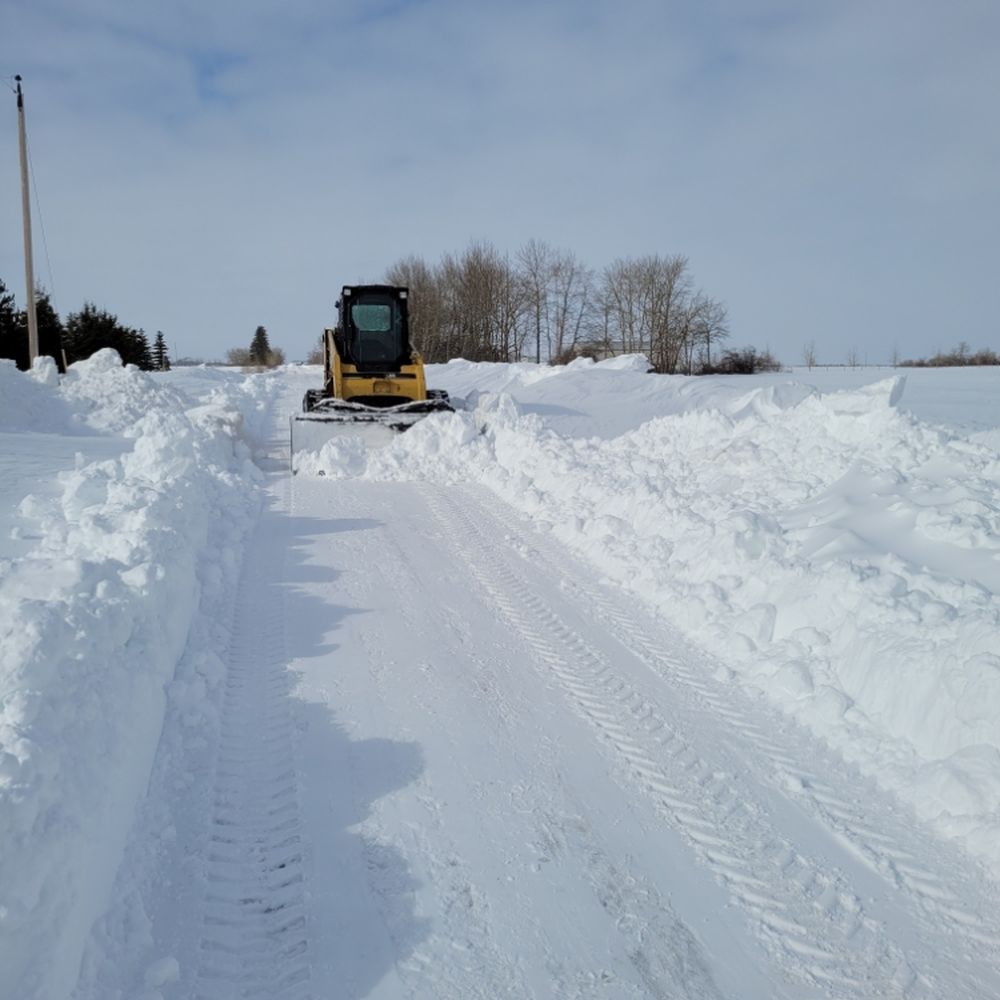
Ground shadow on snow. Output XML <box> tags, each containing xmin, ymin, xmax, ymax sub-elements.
<box><xmin>274</xmin><ymin>496</ymin><xmax>430</xmax><ymax>996</ymax></box>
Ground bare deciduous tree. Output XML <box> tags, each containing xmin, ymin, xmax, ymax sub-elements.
<box><xmin>548</xmin><ymin>249</ymin><xmax>592</xmax><ymax>361</ymax></box>
<box><xmin>599</xmin><ymin>257</ymin><xmax>649</xmax><ymax>356</ymax></box>
<box><xmin>388</xmin><ymin>242</ymin><xmax>526</xmax><ymax>362</ymax></box>
<box><xmin>594</xmin><ymin>254</ymin><xmax>724</xmax><ymax>373</ymax></box>
<box><xmin>516</xmin><ymin>239</ymin><xmax>554</xmax><ymax>363</ymax></box>
<box><xmin>386</xmin><ymin>241</ymin><xmax>728</xmax><ymax>370</ymax></box>
<box><xmin>515</xmin><ymin>241</ymin><xmax>594</xmax><ymax>363</ymax></box>
<box><xmin>387</xmin><ymin>254</ymin><xmax>448</xmax><ymax>360</ymax></box>
<box><xmin>645</xmin><ymin>254</ymin><xmax>691</xmax><ymax>374</ymax></box>
<box><xmin>306</xmin><ymin>337</ymin><xmax>323</xmax><ymax>365</ymax></box>
<box><xmin>687</xmin><ymin>294</ymin><xmax>730</xmax><ymax>374</ymax></box>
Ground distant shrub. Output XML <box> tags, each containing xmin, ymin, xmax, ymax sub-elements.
<box><xmin>226</xmin><ymin>347</ymin><xmax>253</xmax><ymax>367</ymax></box>
<box><xmin>226</xmin><ymin>346</ymin><xmax>285</xmax><ymax>369</ymax></box>
<box><xmin>549</xmin><ymin>344</ymin><xmax>602</xmax><ymax>366</ymax></box>
<box><xmin>900</xmin><ymin>342</ymin><xmax>1000</xmax><ymax>367</ymax></box>
<box><xmin>306</xmin><ymin>337</ymin><xmax>324</xmax><ymax>365</ymax></box>
<box><xmin>697</xmin><ymin>346</ymin><xmax>783</xmax><ymax>375</ymax></box>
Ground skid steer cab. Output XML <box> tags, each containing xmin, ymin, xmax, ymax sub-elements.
<box><xmin>291</xmin><ymin>284</ymin><xmax>453</xmax><ymax>457</ymax></box>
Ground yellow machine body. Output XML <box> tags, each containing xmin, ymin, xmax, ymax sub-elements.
<box><xmin>324</xmin><ymin>326</ymin><xmax>430</xmax><ymax>407</ymax></box>
<box><xmin>291</xmin><ymin>284</ymin><xmax>452</xmax><ymax>464</ymax></box>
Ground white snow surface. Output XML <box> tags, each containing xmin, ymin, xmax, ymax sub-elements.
<box><xmin>2</xmin><ymin>353</ymin><xmax>1000</xmax><ymax>999</ymax></box>
<box><xmin>0</xmin><ymin>354</ymin><xmax>269</xmax><ymax>998</ymax></box>
<box><xmin>302</xmin><ymin>359</ymin><xmax>1000</xmax><ymax>866</ymax></box>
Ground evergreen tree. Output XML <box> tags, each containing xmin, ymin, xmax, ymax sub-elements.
<box><xmin>0</xmin><ymin>282</ymin><xmax>65</xmax><ymax>371</ymax></box>
<box><xmin>64</xmin><ymin>303</ymin><xmax>154</xmax><ymax>370</ymax></box>
<box><xmin>0</xmin><ymin>279</ymin><xmax>17</xmax><ymax>365</ymax></box>
<box><xmin>249</xmin><ymin>325</ymin><xmax>270</xmax><ymax>365</ymax></box>
<box><xmin>128</xmin><ymin>328</ymin><xmax>154</xmax><ymax>371</ymax></box>
<box><xmin>153</xmin><ymin>331</ymin><xmax>171</xmax><ymax>371</ymax></box>
<box><xmin>21</xmin><ymin>290</ymin><xmax>66</xmax><ymax>372</ymax></box>
<box><xmin>0</xmin><ymin>278</ymin><xmax>14</xmax><ymax>322</ymax></box>
<box><xmin>64</xmin><ymin>303</ymin><xmax>118</xmax><ymax>364</ymax></box>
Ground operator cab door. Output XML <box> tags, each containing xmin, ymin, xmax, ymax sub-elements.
<box><xmin>343</xmin><ymin>289</ymin><xmax>409</xmax><ymax>372</ymax></box>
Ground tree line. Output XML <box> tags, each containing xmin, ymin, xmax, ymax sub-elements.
<box><xmin>385</xmin><ymin>239</ymin><xmax>739</xmax><ymax>373</ymax></box>
<box><xmin>0</xmin><ymin>279</ymin><xmax>170</xmax><ymax>372</ymax></box>
<box><xmin>800</xmin><ymin>339</ymin><xmax>1000</xmax><ymax>369</ymax></box>
<box><xmin>899</xmin><ymin>342</ymin><xmax>1000</xmax><ymax>367</ymax></box>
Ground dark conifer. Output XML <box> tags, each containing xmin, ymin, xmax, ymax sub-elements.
<box><xmin>0</xmin><ymin>283</ymin><xmax>65</xmax><ymax>371</ymax></box>
<box><xmin>153</xmin><ymin>331</ymin><xmax>171</xmax><ymax>371</ymax></box>
<box><xmin>249</xmin><ymin>325</ymin><xmax>270</xmax><ymax>365</ymax></box>
<box><xmin>0</xmin><ymin>279</ymin><xmax>18</xmax><ymax>366</ymax></box>
<box><xmin>64</xmin><ymin>303</ymin><xmax>154</xmax><ymax>369</ymax></box>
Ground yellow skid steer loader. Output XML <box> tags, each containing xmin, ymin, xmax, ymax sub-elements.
<box><xmin>291</xmin><ymin>284</ymin><xmax>453</xmax><ymax>455</ymax></box>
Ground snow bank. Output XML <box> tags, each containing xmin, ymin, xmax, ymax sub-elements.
<box><xmin>299</xmin><ymin>366</ymin><xmax>1000</xmax><ymax>872</ymax></box>
<box><xmin>0</xmin><ymin>358</ymin><xmax>80</xmax><ymax>434</ymax></box>
<box><xmin>0</xmin><ymin>353</ymin><xmax>260</xmax><ymax>998</ymax></box>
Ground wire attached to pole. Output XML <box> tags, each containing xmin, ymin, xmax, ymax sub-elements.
<box><xmin>15</xmin><ymin>74</ymin><xmax>40</xmax><ymax>365</ymax></box>
<box><xmin>9</xmin><ymin>74</ymin><xmax>58</xmax><ymax>311</ymax></box>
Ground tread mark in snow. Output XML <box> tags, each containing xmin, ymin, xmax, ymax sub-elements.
<box><xmin>346</xmin><ymin>489</ymin><xmax>726</xmax><ymax>999</ymax></box>
<box><xmin>478</xmin><ymin>487</ymin><xmax>1000</xmax><ymax>954</ymax></box>
<box><xmin>192</xmin><ymin>482</ymin><xmax>312</xmax><ymax>1000</ymax></box>
<box><xmin>568</xmin><ymin>574</ymin><xmax>1000</xmax><ymax>954</ymax></box>
<box><xmin>423</xmin><ymin>485</ymin><xmax>1000</xmax><ymax>999</ymax></box>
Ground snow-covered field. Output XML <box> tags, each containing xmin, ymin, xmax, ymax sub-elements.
<box><xmin>2</xmin><ymin>353</ymin><xmax>999</xmax><ymax>998</ymax></box>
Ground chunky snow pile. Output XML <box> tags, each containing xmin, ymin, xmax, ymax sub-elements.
<box><xmin>0</xmin><ymin>357</ymin><xmax>80</xmax><ymax>433</ymax></box>
<box><xmin>0</xmin><ymin>353</ymin><xmax>263</xmax><ymax>998</ymax></box>
<box><xmin>298</xmin><ymin>359</ymin><xmax>1000</xmax><ymax>871</ymax></box>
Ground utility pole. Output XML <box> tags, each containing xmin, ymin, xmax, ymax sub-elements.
<box><xmin>16</xmin><ymin>75</ymin><xmax>39</xmax><ymax>366</ymax></box>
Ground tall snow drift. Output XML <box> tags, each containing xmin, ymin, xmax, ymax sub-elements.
<box><xmin>299</xmin><ymin>359</ymin><xmax>1000</xmax><ymax>871</ymax></box>
<box><xmin>0</xmin><ymin>353</ymin><xmax>262</xmax><ymax>998</ymax></box>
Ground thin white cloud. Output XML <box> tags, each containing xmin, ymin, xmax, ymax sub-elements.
<box><xmin>1</xmin><ymin>0</ymin><xmax>997</xmax><ymax>363</ymax></box>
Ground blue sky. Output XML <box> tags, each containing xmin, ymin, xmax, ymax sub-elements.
<box><xmin>2</xmin><ymin>0</ymin><xmax>998</xmax><ymax>364</ymax></box>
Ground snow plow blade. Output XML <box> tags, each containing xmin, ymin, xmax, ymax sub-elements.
<box><xmin>290</xmin><ymin>397</ymin><xmax>453</xmax><ymax>468</ymax></box>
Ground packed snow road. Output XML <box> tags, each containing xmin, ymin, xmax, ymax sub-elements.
<box><xmin>120</xmin><ymin>397</ymin><xmax>999</xmax><ymax>997</ymax></box>
<box><xmin>262</xmin><ymin>473</ymin><xmax>999</xmax><ymax>1000</ymax></box>
<box><xmin>148</xmin><ymin>450</ymin><xmax>1000</xmax><ymax>999</ymax></box>
<box><xmin>4</xmin><ymin>357</ymin><xmax>1000</xmax><ymax>998</ymax></box>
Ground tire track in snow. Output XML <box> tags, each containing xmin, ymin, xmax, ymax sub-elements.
<box><xmin>315</xmin><ymin>485</ymin><xmax>537</xmax><ymax>1000</ymax></box>
<box><xmin>423</xmin><ymin>485</ymin><xmax>997</xmax><ymax>999</ymax></box>
<box><xmin>342</xmin><ymin>484</ymin><xmax>728</xmax><ymax>999</ymax></box>
<box><xmin>356</xmin><ymin>518</ymin><xmax>652</xmax><ymax>999</ymax></box>
<box><xmin>193</xmin><ymin>476</ymin><xmax>311</xmax><ymax>1000</ymax></box>
<box><xmin>576</xmin><ymin>600</ymin><xmax>1000</xmax><ymax>943</ymax></box>
<box><xmin>479</xmin><ymin>487</ymin><xmax>1000</xmax><ymax>962</ymax></box>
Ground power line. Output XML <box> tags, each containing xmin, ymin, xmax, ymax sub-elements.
<box><xmin>26</xmin><ymin>137</ymin><xmax>57</xmax><ymax>309</ymax></box>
